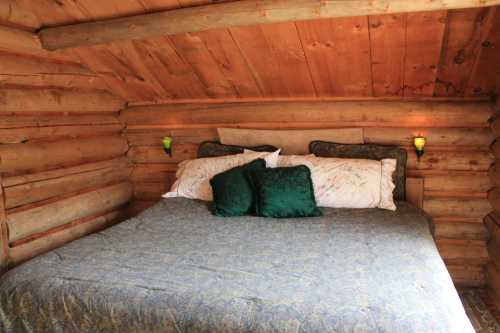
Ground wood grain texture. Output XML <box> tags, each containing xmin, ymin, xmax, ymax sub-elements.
<box><xmin>7</xmin><ymin>181</ymin><xmax>133</xmax><ymax>243</ymax></box>
<box><xmin>0</xmin><ymin>135</ymin><xmax>129</xmax><ymax>174</ymax></box>
<box><xmin>9</xmin><ymin>209</ymin><xmax>127</xmax><ymax>265</ymax></box>
<box><xmin>0</xmin><ymin>175</ymin><xmax>8</xmax><ymax>273</ymax></box>
<box><xmin>0</xmin><ymin>25</ymin><xmax>40</xmax><ymax>52</ymax></box>
<box><xmin>0</xmin><ymin>89</ymin><xmax>125</xmax><ymax>113</ymax></box>
<box><xmin>4</xmin><ymin>164</ymin><xmax>132</xmax><ymax>209</ymax></box>
<box><xmin>122</xmin><ymin>101</ymin><xmax>494</xmax><ymax>128</ymax></box>
<box><xmin>404</xmin><ymin>11</ymin><xmax>447</xmax><ymax>97</ymax></box>
<box><xmin>435</xmin><ymin>8</ymin><xmax>494</xmax><ymax>96</ymax></box>
<box><xmin>38</xmin><ymin>0</ymin><xmax>500</xmax><ymax>50</ymax></box>
<box><xmin>0</xmin><ymin>0</ymin><xmax>39</xmax><ymax>29</ymax></box>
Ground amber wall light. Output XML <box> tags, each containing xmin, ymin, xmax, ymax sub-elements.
<box><xmin>414</xmin><ymin>136</ymin><xmax>426</xmax><ymax>161</ymax></box>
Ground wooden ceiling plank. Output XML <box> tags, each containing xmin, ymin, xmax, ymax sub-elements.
<box><xmin>465</xmin><ymin>7</ymin><xmax>500</xmax><ymax>97</ymax></box>
<box><xmin>134</xmin><ymin>37</ymin><xmax>209</xmax><ymax>99</ymax></box>
<box><xmin>230</xmin><ymin>25</ymin><xmax>291</xmax><ymax>97</ymax></box>
<box><xmin>37</xmin><ymin>0</ymin><xmax>500</xmax><ymax>50</ymax></box>
<box><xmin>73</xmin><ymin>45</ymin><xmax>159</xmax><ymax>102</ymax></box>
<box><xmin>404</xmin><ymin>11</ymin><xmax>447</xmax><ymax>97</ymax></box>
<box><xmin>169</xmin><ymin>32</ymin><xmax>240</xmax><ymax>98</ymax></box>
<box><xmin>369</xmin><ymin>14</ymin><xmax>406</xmax><ymax>97</ymax></box>
<box><xmin>0</xmin><ymin>0</ymin><xmax>39</xmax><ymax>30</ymax></box>
<box><xmin>296</xmin><ymin>17</ymin><xmax>372</xmax><ymax>97</ymax></box>
<box><xmin>192</xmin><ymin>29</ymin><xmax>262</xmax><ymax>98</ymax></box>
<box><xmin>258</xmin><ymin>22</ymin><xmax>316</xmax><ymax>97</ymax></box>
<box><xmin>107</xmin><ymin>41</ymin><xmax>171</xmax><ymax>99</ymax></box>
<box><xmin>434</xmin><ymin>8</ymin><xmax>496</xmax><ymax>97</ymax></box>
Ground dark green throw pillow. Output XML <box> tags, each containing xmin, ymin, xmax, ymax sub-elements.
<box><xmin>247</xmin><ymin>165</ymin><xmax>322</xmax><ymax>218</ymax></box>
<box><xmin>210</xmin><ymin>159</ymin><xmax>266</xmax><ymax>217</ymax></box>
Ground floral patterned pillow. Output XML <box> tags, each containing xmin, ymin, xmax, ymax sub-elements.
<box><xmin>164</xmin><ymin>150</ymin><xmax>280</xmax><ymax>201</ymax></box>
<box><xmin>270</xmin><ymin>154</ymin><xmax>396</xmax><ymax>211</ymax></box>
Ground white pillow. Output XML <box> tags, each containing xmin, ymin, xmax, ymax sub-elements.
<box><xmin>164</xmin><ymin>150</ymin><xmax>280</xmax><ymax>201</ymax></box>
<box><xmin>258</xmin><ymin>154</ymin><xmax>397</xmax><ymax>211</ymax></box>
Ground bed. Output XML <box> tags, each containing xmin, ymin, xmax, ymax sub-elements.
<box><xmin>0</xmin><ymin>197</ymin><xmax>474</xmax><ymax>332</ymax></box>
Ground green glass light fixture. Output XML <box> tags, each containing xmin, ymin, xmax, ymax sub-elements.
<box><xmin>162</xmin><ymin>136</ymin><xmax>173</xmax><ymax>156</ymax></box>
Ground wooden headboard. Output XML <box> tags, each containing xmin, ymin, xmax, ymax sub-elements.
<box><xmin>406</xmin><ymin>177</ymin><xmax>424</xmax><ymax>209</ymax></box>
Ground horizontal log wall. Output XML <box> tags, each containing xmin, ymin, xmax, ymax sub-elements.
<box><xmin>487</xmin><ymin>96</ymin><xmax>500</xmax><ymax>307</ymax></box>
<box><xmin>122</xmin><ymin>99</ymin><xmax>496</xmax><ymax>287</ymax></box>
<box><xmin>0</xmin><ymin>87</ymin><xmax>131</xmax><ymax>273</ymax></box>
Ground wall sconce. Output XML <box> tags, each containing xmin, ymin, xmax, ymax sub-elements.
<box><xmin>162</xmin><ymin>136</ymin><xmax>173</xmax><ymax>156</ymax></box>
<box><xmin>414</xmin><ymin>136</ymin><xmax>426</xmax><ymax>161</ymax></box>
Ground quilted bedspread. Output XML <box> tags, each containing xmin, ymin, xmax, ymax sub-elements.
<box><xmin>0</xmin><ymin>198</ymin><xmax>474</xmax><ymax>332</ymax></box>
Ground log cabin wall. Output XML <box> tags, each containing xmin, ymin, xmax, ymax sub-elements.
<box><xmin>122</xmin><ymin>99</ymin><xmax>496</xmax><ymax>287</ymax></box>
<box><xmin>2</xmin><ymin>0</ymin><xmax>500</xmax><ymax>291</ymax></box>
<box><xmin>0</xmin><ymin>30</ymin><xmax>134</xmax><ymax>272</ymax></box>
<box><xmin>487</xmin><ymin>93</ymin><xmax>500</xmax><ymax>307</ymax></box>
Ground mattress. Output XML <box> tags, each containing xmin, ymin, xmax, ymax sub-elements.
<box><xmin>0</xmin><ymin>198</ymin><xmax>474</xmax><ymax>333</ymax></box>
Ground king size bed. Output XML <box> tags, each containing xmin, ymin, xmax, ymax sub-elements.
<box><xmin>0</xmin><ymin>198</ymin><xmax>473</xmax><ymax>332</ymax></box>
<box><xmin>0</xmin><ymin>141</ymin><xmax>475</xmax><ymax>332</ymax></box>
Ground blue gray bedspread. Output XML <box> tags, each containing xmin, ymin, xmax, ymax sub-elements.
<box><xmin>0</xmin><ymin>198</ymin><xmax>474</xmax><ymax>332</ymax></box>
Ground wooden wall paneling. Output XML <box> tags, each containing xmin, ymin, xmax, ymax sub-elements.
<box><xmin>0</xmin><ymin>51</ymin><xmax>108</xmax><ymax>91</ymax></box>
<box><xmin>436</xmin><ymin>239</ymin><xmax>489</xmax><ymax>265</ymax></box>
<box><xmin>407</xmin><ymin>150</ymin><xmax>493</xmax><ymax>172</ymax></box>
<box><xmin>0</xmin><ymin>175</ymin><xmax>8</xmax><ymax>273</ymax></box>
<box><xmin>466</xmin><ymin>7</ymin><xmax>500</xmax><ymax>96</ymax></box>
<box><xmin>364</xmin><ymin>127</ymin><xmax>493</xmax><ymax>147</ymax></box>
<box><xmin>404</xmin><ymin>11</ymin><xmax>447</xmax><ymax>97</ymax></box>
<box><xmin>121</xmin><ymin>101</ymin><xmax>494</xmax><ymax>128</ymax></box>
<box><xmin>128</xmin><ymin>144</ymin><xmax>198</xmax><ymax>164</ymax></box>
<box><xmin>126</xmin><ymin>128</ymin><xmax>218</xmax><ymax>146</ymax></box>
<box><xmin>425</xmin><ymin>198</ymin><xmax>492</xmax><ymax>218</ymax></box>
<box><xmin>487</xmin><ymin>263</ymin><xmax>500</xmax><ymax>307</ymax></box>
<box><xmin>0</xmin><ymin>114</ymin><xmax>120</xmax><ymax>130</ymax></box>
<box><xmin>192</xmin><ymin>29</ymin><xmax>262</xmax><ymax>98</ymax></box>
<box><xmin>434</xmin><ymin>8</ymin><xmax>495</xmax><ymax>97</ymax></box>
<box><xmin>2</xmin><ymin>157</ymin><xmax>129</xmax><ymax>188</ymax></box>
<box><xmin>368</xmin><ymin>14</ymin><xmax>406</xmax><ymax>97</ymax></box>
<box><xmin>7</xmin><ymin>182</ymin><xmax>133</xmax><ymax>243</ymax></box>
<box><xmin>0</xmin><ymin>136</ymin><xmax>129</xmax><ymax>175</ymax></box>
<box><xmin>433</xmin><ymin>222</ymin><xmax>489</xmax><ymax>240</ymax></box>
<box><xmin>296</xmin><ymin>17</ymin><xmax>372</xmax><ymax>96</ymax></box>
<box><xmin>0</xmin><ymin>89</ymin><xmax>125</xmax><ymax>113</ymax></box>
<box><xmin>0</xmin><ymin>122</ymin><xmax>123</xmax><ymax>144</ymax></box>
<box><xmin>447</xmin><ymin>264</ymin><xmax>486</xmax><ymax>287</ymax></box>
<box><xmin>406</xmin><ymin>177</ymin><xmax>424</xmax><ymax>209</ymax></box>
<box><xmin>0</xmin><ymin>25</ymin><xmax>41</xmax><ymax>52</ymax></box>
<box><xmin>9</xmin><ymin>209</ymin><xmax>127</xmax><ymax>265</ymax></box>
<box><xmin>4</xmin><ymin>164</ymin><xmax>132</xmax><ymax>209</ymax></box>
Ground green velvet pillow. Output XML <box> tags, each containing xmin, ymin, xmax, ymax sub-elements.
<box><xmin>210</xmin><ymin>159</ymin><xmax>266</xmax><ymax>217</ymax></box>
<box><xmin>247</xmin><ymin>165</ymin><xmax>322</xmax><ymax>218</ymax></box>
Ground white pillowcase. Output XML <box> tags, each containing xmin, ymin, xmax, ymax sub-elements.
<box><xmin>164</xmin><ymin>150</ymin><xmax>280</xmax><ymax>201</ymax></box>
<box><xmin>258</xmin><ymin>153</ymin><xmax>397</xmax><ymax>211</ymax></box>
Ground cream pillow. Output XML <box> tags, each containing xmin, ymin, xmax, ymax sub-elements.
<box><xmin>164</xmin><ymin>150</ymin><xmax>280</xmax><ymax>201</ymax></box>
<box><xmin>256</xmin><ymin>153</ymin><xmax>397</xmax><ymax>211</ymax></box>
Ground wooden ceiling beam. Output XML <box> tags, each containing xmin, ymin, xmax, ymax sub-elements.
<box><xmin>39</xmin><ymin>0</ymin><xmax>500</xmax><ymax>51</ymax></box>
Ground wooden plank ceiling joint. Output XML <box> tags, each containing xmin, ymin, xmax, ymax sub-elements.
<box><xmin>38</xmin><ymin>0</ymin><xmax>500</xmax><ymax>51</ymax></box>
